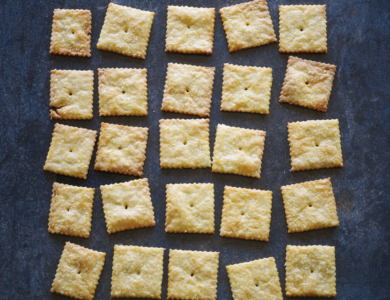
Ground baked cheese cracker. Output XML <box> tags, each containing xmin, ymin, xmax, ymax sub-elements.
<box><xmin>220</xmin><ymin>0</ymin><xmax>277</xmax><ymax>52</ymax></box>
<box><xmin>44</xmin><ymin>124</ymin><xmax>97</xmax><ymax>179</ymax></box>
<box><xmin>165</xmin><ymin>6</ymin><xmax>215</xmax><ymax>54</ymax></box>
<box><xmin>94</xmin><ymin>123</ymin><xmax>148</xmax><ymax>177</ymax></box>
<box><xmin>111</xmin><ymin>245</ymin><xmax>164</xmax><ymax>299</ymax></box>
<box><xmin>51</xmin><ymin>242</ymin><xmax>105</xmax><ymax>300</ymax></box>
<box><xmin>221</xmin><ymin>64</ymin><xmax>272</xmax><ymax>114</ymax></box>
<box><xmin>50</xmin><ymin>9</ymin><xmax>91</xmax><ymax>57</ymax></box>
<box><xmin>167</xmin><ymin>249</ymin><xmax>219</xmax><ymax>300</ymax></box>
<box><xmin>288</xmin><ymin>119</ymin><xmax>343</xmax><ymax>171</ymax></box>
<box><xmin>100</xmin><ymin>178</ymin><xmax>155</xmax><ymax>234</ymax></box>
<box><xmin>279</xmin><ymin>5</ymin><xmax>327</xmax><ymax>53</ymax></box>
<box><xmin>97</xmin><ymin>3</ymin><xmax>155</xmax><ymax>59</ymax></box>
<box><xmin>286</xmin><ymin>245</ymin><xmax>336</xmax><ymax>297</ymax></box>
<box><xmin>161</xmin><ymin>63</ymin><xmax>215</xmax><ymax>117</ymax></box>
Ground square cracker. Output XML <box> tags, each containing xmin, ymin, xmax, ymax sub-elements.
<box><xmin>161</xmin><ymin>63</ymin><xmax>215</xmax><ymax>117</ymax></box>
<box><xmin>167</xmin><ymin>249</ymin><xmax>219</xmax><ymax>300</ymax></box>
<box><xmin>44</xmin><ymin>124</ymin><xmax>97</xmax><ymax>179</ymax></box>
<box><xmin>220</xmin><ymin>186</ymin><xmax>272</xmax><ymax>242</ymax></box>
<box><xmin>165</xmin><ymin>6</ymin><xmax>215</xmax><ymax>54</ymax></box>
<box><xmin>221</xmin><ymin>64</ymin><xmax>272</xmax><ymax>114</ymax></box>
<box><xmin>226</xmin><ymin>257</ymin><xmax>283</xmax><ymax>300</ymax></box>
<box><xmin>94</xmin><ymin>122</ymin><xmax>148</xmax><ymax>177</ymax></box>
<box><xmin>159</xmin><ymin>119</ymin><xmax>211</xmax><ymax>169</ymax></box>
<box><xmin>220</xmin><ymin>0</ymin><xmax>277</xmax><ymax>53</ymax></box>
<box><xmin>212</xmin><ymin>124</ymin><xmax>266</xmax><ymax>178</ymax></box>
<box><xmin>51</xmin><ymin>242</ymin><xmax>105</xmax><ymax>300</ymax></box>
<box><xmin>111</xmin><ymin>245</ymin><xmax>164</xmax><ymax>299</ymax></box>
<box><xmin>288</xmin><ymin>119</ymin><xmax>343</xmax><ymax>172</ymax></box>
<box><xmin>279</xmin><ymin>5</ymin><xmax>327</xmax><ymax>53</ymax></box>
<box><xmin>165</xmin><ymin>183</ymin><xmax>215</xmax><ymax>234</ymax></box>
<box><xmin>97</xmin><ymin>3</ymin><xmax>155</xmax><ymax>59</ymax></box>
<box><xmin>48</xmin><ymin>182</ymin><xmax>94</xmax><ymax>238</ymax></box>
<box><xmin>285</xmin><ymin>245</ymin><xmax>336</xmax><ymax>297</ymax></box>
<box><xmin>50</xmin><ymin>70</ymin><xmax>94</xmax><ymax>120</ymax></box>
<box><xmin>50</xmin><ymin>9</ymin><xmax>91</xmax><ymax>57</ymax></box>
<box><xmin>280</xmin><ymin>56</ymin><xmax>336</xmax><ymax>112</ymax></box>
<box><xmin>100</xmin><ymin>178</ymin><xmax>155</xmax><ymax>234</ymax></box>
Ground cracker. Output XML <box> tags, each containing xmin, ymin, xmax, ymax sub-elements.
<box><xmin>94</xmin><ymin>123</ymin><xmax>148</xmax><ymax>177</ymax></box>
<box><xmin>161</xmin><ymin>63</ymin><xmax>215</xmax><ymax>117</ymax></box>
<box><xmin>220</xmin><ymin>186</ymin><xmax>272</xmax><ymax>242</ymax></box>
<box><xmin>48</xmin><ymin>183</ymin><xmax>94</xmax><ymax>238</ymax></box>
<box><xmin>50</xmin><ymin>70</ymin><xmax>94</xmax><ymax>120</ymax></box>
<box><xmin>226</xmin><ymin>257</ymin><xmax>283</xmax><ymax>300</ymax></box>
<box><xmin>288</xmin><ymin>119</ymin><xmax>343</xmax><ymax>172</ymax></box>
<box><xmin>167</xmin><ymin>249</ymin><xmax>219</xmax><ymax>300</ymax></box>
<box><xmin>165</xmin><ymin>6</ymin><xmax>215</xmax><ymax>54</ymax></box>
<box><xmin>97</xmin><ymin>3</ymin><xmax>155</xmax><ymax>59</ymax></box>
<box><xmin>165</xmin><ymin>183</ymin><xmax>214</xmax><ymax>234</ymax></box>
<box><xmin>111</xmin><ymin>245</ymin><xmax>164</xmax><ymax>299</ymax></box>
<box><xmin>279</xmin><ymin>5</ymin><xmax>327</xmax><ymax>53</ymax></box>
<box><xmin>212</xmin><ymin>124</ymin><xmax>265</xmax><ymax>178</ymax></box>
<box><xmin>51</xmin><ymin>242</ymin><xmax>105</xmax><ymax>300</ymax></box>
<box><xmin>220</xmin><ymin>0</ymin><xmax>277</xmax><ymax>53</ymax></box>
<box><xmin>44</xmin><ymin>124</ymin><xmax>97</xmax><ymax>179</ymax></box>
<box><xmin>159</xmin><ymin>119</ymin><xmax>211</xmax><ymax>169</ymax></box>
<box><xmin>221</xmin><ymin>64</ymin><xmax>272</xmax><ymax>114</ymax></box>
<box><xmin>50</xmin><ymin>9</ymin><xmax>91</xmax><ymax>57</ymax></box>
<box><xmin>285</xmin><ymin>245</ymin><xmax>336</xmax><ymax>297</ymax></box>
<box><xmin>100</xmin><ymin>178</ymin><xmax>155</xmax><ymax>234</ymax></box>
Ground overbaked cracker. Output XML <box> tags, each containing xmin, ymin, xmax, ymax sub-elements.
<box><xmin>97</xmin><ymin>3</ymin><xmax>155</xmax><ymax>59</ymax></box>
<box><xmin>165</xmin><ymin>6</ymin><xmax>215</xmax><ymax>54</ymax></box>
<box><xmin>51</xmin><ymin>242</ymin><xmax>105</xmax><ymax>300</ymax></box>
<box><xmin>159</xmin><ymin>119</ymin><xmax>211</xmax><ymax>169</ymax></box>
<box><xmin>220</xmin><ymin>0</ymin><xmax>277</xmax><ymax>52</ymax></box>
<box><xmin>111</xmin><ymin>245</ymin><xmax>164</xmax><ymax>299</ymax></box>
<box><xmin>44</xmin><ymin>124</ymin><xmax>97</xmax><ymax>179</ymax></box>
<box><xmin>167</xmin><ymin>249</ymin><xmax>219</xmax><ymax>300</ymax></box>
<box><xmin>226</xmin><ymin>257</ymin><xmax>283</xmax><ymax>300</ymax></box>
<box><xmin>50</xmin><ymin>9</ymin><xmax>91</xmax><ymax>57</ymax></box>
<box><xmin>94</xmin><ymin>123</ymin><xmax>148</xmax><ymax>177</ymax></box>
<box><xmin>212</xmin><ymin>124</ymin><xmax>266</xmax><ymax>178</ymax></box>
<box><xmin>221</xmin><ymin>64</ymin><xmax>272</xmax><ymax>114</ymax></box>
<box><xmin>286</xmin><ymin>245</ymin><xmax>336</xmax><ymax>297</ymax></box>
<box><xmin>288</xmin><ymin>119</ymin><xmax>343</xmax><ymax>172</ymax></box>
<box><xmin>100</xmin><ymin>178</ymin><xmax>155</xmax><ymax>234</ymax></box>
<box><xmin>161</xmin><ymin>63</ymin><xmax>215</xmax><ymax>117</ymax></box>
<box><xmin>279</xmin><ymin>5</ymin><xmax>327</xmax><ymax>53</ymax></box>
<box><xmin>220</xmin><ymin>186</ymin><xmax>272</xmax><ymax>242</ymax></box>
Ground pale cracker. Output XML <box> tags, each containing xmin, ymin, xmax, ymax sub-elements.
<box><xmin>279</xmin><ymin>5</ymin><xmax>327</xmax><ymax>53</ymax></box>
<box><xmin>50</xmin><ymin>9</ymin><xmax>91</xmax><ymax>57</ymax></box>
<box><xmin>286</xmin><ymin>245</ymin><xmax>336</xmax><ymax>297</ymax></box>
<box><xmin>165</xmin><ymin>183</ymin><xmax>215</xmax><ymax>234</ymax></box>
<box><xmin>111</xmin><ymin>245</ymin><xmax>164</xmax><ymax>299</ymax></box>
<box><xmin>221</xmin><ymin>64</ymin><xmax>272</xmax><ymax>114</ymax></box>
<box><xmin>165</xmin><ymin>6</ymin><xmax>215</xmax><ymax>54</ymax></box>
<box><xmin>212</xmin><ymin>124</ymin><xmax>266</xmax><ymax>178</ymax></box>
<box><xmin>288</xmin><ymin>119</ymin><xmax>343</xmax><ymax>172</ymax></box>
<box><xmin>44</xmin><ymin>124</ymin><xmax>97</xmax><ymax>179</ymax></box>
<box><xmin>97</xmin><ymin>3</ymin><xmax>155</xmax><ymax>59</ymax></box>
<box><xmin>51</xmin><ymin>242</ymin><xmax>106</xmax><ymax>300</ymax></box>
<box><xmin>48</xmin><ymin>182</ymin><xmax>94</xmax><ymax>238</ymax></box>
<box><xmin>159</xmin><ymin>119</ymin><xmax>211</xmax><ymax>169</ymax></box>
<box><xmin>100</xmin><ymin>178</ymin><xmax>155</xmax><ymax>234</ymax></box>
<box><xmin>94</xmin><ymin>122</ymin><xmax>148</xmax><ymax>177</ymax></box>
<box><xmin>226</xmin><ymin>257</ymin><xmax>283</xmax><ymax>300</ymax></box>
<box><xmin>220</xmin><ymin>0</ymin><xmax>277</xmax><ymax>53</ymax></box>
<box><xmin>167</xmin><ymin>249</ymin><xmax>219</xmax><ymax>300</ymax></box>
<box><xmin>161</xmin><ymin>63</ymin><xmax>215</xmax><ymax>117</ymax></box>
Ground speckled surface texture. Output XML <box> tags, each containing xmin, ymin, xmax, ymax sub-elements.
<box><xmin>1</xmin><ymin>0</ymin><xmax>389</xmax><ymax>299</ymax></box>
